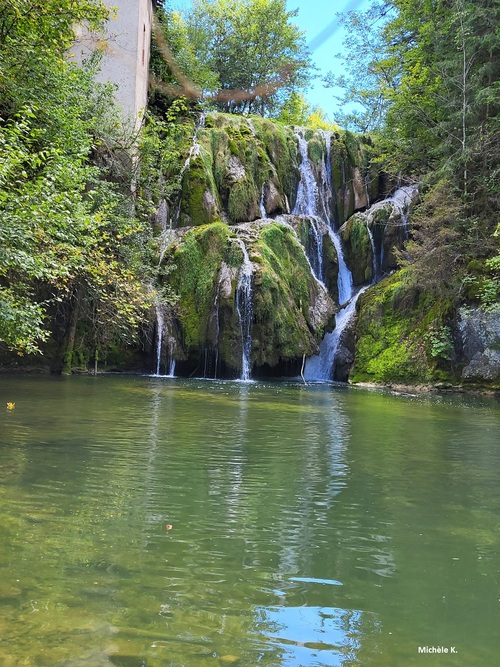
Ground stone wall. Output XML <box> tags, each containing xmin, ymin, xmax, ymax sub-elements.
<box><xmin>71</xmin><ymin>0</ymin><xmax>153</xmax><ymax>132</ymax></box>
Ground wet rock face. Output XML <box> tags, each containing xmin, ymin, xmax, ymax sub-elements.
<box><xmin>177</xmin><ymin>113</ymin><xmax>381</xmax><ymax>228</ymax></box>
<box><xmin>161</xmin><ymin>220</ymin><xmax>335</xmax><ymax>377</ymax></box>
<box><xmin>459</xmin><ymin>307</ymin><xmax>500</xmax><ymax>383</ymax></box>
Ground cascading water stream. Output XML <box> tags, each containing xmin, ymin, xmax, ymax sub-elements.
<box><xmin>260</xmin><ymin>184</ymin><xmax>267</xmax><ymax>219</ymax></box>
<box><xmin>303</xmin><ymin>132</ymin><xmax>360</xmax><ymax>381</ymax></box>
<box><xmin>293</xmin><ymin>130</ymin><xmax>325</xmax><ymax>283</ymax></box>
<box><xmin>366</xmin><ymin>223</ymin><xmax>379</xmax><ymax>282</ymax></box>
<box><xmin>235</xmin><ymin>239</ymin><xmax>254</xmax><ymax>381</ymax></box>
<box><xmin>154</xmin><ymin>305</ymin><xmax>176</xmax><ymax>377</ymax></box>
<box><xmin>293</xmin><ymin>131</ymin><xmax>318</xmax><ymax>216</ymax></box>
<box><xmin>155</xmin><ymin>305</ymin><xmax>164</xmax><ymax>376</ymax></box>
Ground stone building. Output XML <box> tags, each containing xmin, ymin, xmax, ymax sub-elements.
<box><xmin>71</xmin><ymin>0</ymin><xmax>155</xmax><ymax>132</ymax></box>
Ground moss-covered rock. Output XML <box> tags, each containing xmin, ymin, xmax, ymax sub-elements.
<box><xmin>167</xmin><ymin>222</ymin><xmax>235</xmax><ymax>351</ymax></box>
<box><xmin>178</xmin><ymin>145</ymin><xmax>221</xmax><ymax>226</ymax></box>
<box><xmin>340</xmin><ymin>214</ymin><xmax>373</xmax><ymax>286</ymax></box>
<box><xmin>351</xmin><ymin>271</ymin><xmax>456</xmax><ymax>385</ymax></box>
<box><xmin>252</xmin><ymin>222</ymin><xmax>335</xmax><ymax>367</ymax></box>
<box><xmin>178</xmin><ymin>114</ymin><xmax>381</xmax><ymax>228</ymax></box>
<box><xmin>179</xmin><ymin>114</ymin><xmax>300</xmax><ymax>225</ymax></box>
<box><xmin>162</xmin><ymin>219</ymin><xmax>335</xmax><ymax>376</ymax></box>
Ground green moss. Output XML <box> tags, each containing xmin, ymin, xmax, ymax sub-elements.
<box><xmin>253</xmin><ymin>118</ymin><xmax>298</xmax><ymax>203</ymax></box>
<box><xmin>307</xmin><ymin>133</ymin><xmax>324</xmax><ymax>165</ymax></box>
<box><xmin>168</xmin><ymin>223</ymin><xmax>232</xmax><ymax>350</ymax></box>
<box><xmin>251</xmin><ymin>223</ymin><xmax>329</xmax><ymax>365</ymax></box>
<box><xmin>179</xmin><ymin>146</ymin><xmax>220</xmax><ymax>226</ymax></box>
<box><xmin>227</xmin><ymin>177</ymin><xmax>258</xmax><ymax>222</ymax></box>
<box><xmin>341</xmin><ymin>215</ymin><xmax>373</xmax><ymax>286</ymax></box>
<box><xmin>351</xmin><ymin>272</ymin><xmax>456</xmax><ymax>385</ymax></box>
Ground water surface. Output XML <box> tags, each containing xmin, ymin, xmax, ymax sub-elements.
<box><xmin>1</xmin><ymin>376</ymin><xmax>499</xmax><ymax>666</ymax></box>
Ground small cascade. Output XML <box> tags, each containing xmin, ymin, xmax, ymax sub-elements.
<box><xmin>260</xmin><ymin>184</ymin><xmax>266</xmax><ymax>219</ymax></box>
<box><xmin>154</xmin><ymin>304</ymin><xmax>176</xmax><ymax>377</ymax></box>
<box><xmin>304</xmin><ymin>288</ymin><xmax>367</xmax><ymax>382</ymax></box>
<box><xmin>328</xmin><ymin>230</ymin><xmax>353</xmax><ymax>305</ymax></box>
<box><xmin>235</xmin><ymin>239</ymin><xmax>254</xmax><ymax>381</ymax></box>
<box><xmin>214</xmin><ymin>290</ymin><xmax>220</xmax><ymax>376</ymax></box>
<box><xmin>155</xmin><ymin>305</ymin><xmax>164</xmax><ymax>376</ymax></box>
<box><xmin>174</xmin><ymin>111</ymin><xmax>207</xmax><ymax>225</ymax></box>
<box><xmin>366</xmin><ymin>223</ymin><xmax>379</xmax><ymax>282</ymax></box>
<box><xmin>293</xmin><ymin>130</ymin><xmax>319</xmax><ymax>217</ymax></box>
<box><xmin>307</xmin><ymin>217</ymin><xmax>325</xmax><ymax>283</ymax></box>
<box><xmin>293</xmin><ymin>130</ymin><xmax>326</xmax><ymax>283</ymax></box>
<box><xmin>363</xmin><ymin>173</ymin><xmax>371</xmax><ymax>209</ymax></box>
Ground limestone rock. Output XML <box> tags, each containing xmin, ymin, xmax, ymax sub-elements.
<box><xmin>226</xmin><ymin>156</ymin><xmax>246</xmax><ymax>183</ymax></box>
<box><xmin>263</xmin><ymin>180</ymin><xmax>283</xmax><ymax>216</ymax></box>
<box><xmin>459</xmin><ymin>307</ymin><xmax>500</xmax><ymax>382</ymax></box>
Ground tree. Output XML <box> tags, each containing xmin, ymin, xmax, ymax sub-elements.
<box><xmin>329</xmin><ymin>0</ymin><xmax>499</xmax><ymax>310</ymax></box>
<box><xmin>324</xmin><ymin>1</ymin><xmax>396</xmax><ymax>132</ymax></box>
<box><xmin>152</xmin><ymin>0</ymin><xmax>313</xmax><ymax>116</ymax></box>
<box><xmin>0</xmin><ymin>1</ymin><xmax>155</xmax><ymax>365</ymax></box>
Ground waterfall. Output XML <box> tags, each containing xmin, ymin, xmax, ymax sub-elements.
<box><xmin>304</xmin><ymin>289</ymin><xmax>367</xmax><ymax>382</ymax></box>
<box><xmin>303</xmin><ymin>131</ymin><xmax>357</xmax><ymax>381</ymax></box>
<box><xmin>213</xmin><ymin>290</ymin><xmax>220</xmax><ymax>378</ymax></box>
<box><xmin>293</xmin><ymin>130</ymin><xmax>325</xmax><ymax>283</ymax></box>
<box><xmin>155</xmin><ymin>305</ymin><xmax>164</xmax><ymax>376</ymax></box>
<box><xmin>235</xmin><ymin>239</ymin><xmax>254</xmax><ymax>381</ymax></box>
<box><xmin>366</xmin><ymin>223</ymin><xmax>379</xmax><ymax>282</ymax></box>
<box><xmin>260</xmin><ymin>184</ymin><xmax>266</xmax><ymax>219</ymax></box>
<box><xmin>154</xmin><ymin>305</ymin><xmax>175</xmax><ymax>378</ymax></box>
<box><xmin>293</xmin><ymin>131</ymin><xmax>318</xmax><ymax>216</ymax></box>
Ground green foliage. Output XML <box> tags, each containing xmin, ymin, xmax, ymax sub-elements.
<box><xmin>0</xmin><ymin>1</ymin><xmax>155</xmax><ymax>360</ymax></box>
<box><xmin>276</xmin><ymin>93</ymin><xmax>311</xmax><ymax>125</ymax></box>
<box><xmin>426</xmin><ymin>325</ymin><xmax>454</xmax><ymax>361</ymax></box>
<box><xmin>137</xmin><ymin>100</ymin><xmax>193</xmax><ymax>214</ymax></box>
<box><xmin>153</xmin><ymin>0</ymin><xmax>313</xmax><ymax>117</ymax></box>
<box><xmin>324</xmin><ymin>2</ymin><xmax>395</xmax><ymax>132</ymax></box>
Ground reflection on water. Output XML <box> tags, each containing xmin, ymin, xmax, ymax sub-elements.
<box><xmin>258</xmin><ymin>605</ymin><xmax>378</xmax><ymax>666</ymax></box>
<box><xmin>1</xmin><ymin>376</ymin><xmax>500</xmax><ymax>666</ymax></box>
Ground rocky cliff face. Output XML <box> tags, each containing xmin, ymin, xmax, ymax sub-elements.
<box><xmin>159</xmin><ymin>220</ymin><xmax>335</xmax><ymax>378</ymax></box>
<box><xmin>176</xmin><ymin>113</ymin><xmax>381</xmax><ymax>229</ymax></box>
<box><xmin>155</xmin><ymin>113</ymin><xmax>383</xmax><ymax>379</ymax></box>
<box><xmin>152</xmin><ymin>113</ymin><xmax>499</xmax><ymax>389</ymax></box>
<box><xmin>458</xmin><ymin>308</ymin><xmax>500</xmax><ymax>385</ymax></box>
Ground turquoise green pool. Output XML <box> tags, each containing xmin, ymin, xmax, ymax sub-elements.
<box><xmin>1</xmin><ymin>376</ymin><xmax>500</xmax><ymax>666</ymax></box>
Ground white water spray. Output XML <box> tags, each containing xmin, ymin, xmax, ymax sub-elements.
<box><xmin>155</xmin><ymin>305</ymin><xmax>164</xmax><ymax>376</ymax></box>
<box><xmin>235</xmin><ymin>239</ymin><xmax>254</xmax><ymax>381</ymax></box>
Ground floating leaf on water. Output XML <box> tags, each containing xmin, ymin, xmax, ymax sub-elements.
<box><xmin>220</xmin><ymin>656</ymin><xmax>241</xmax><ymax>664</ymax></box>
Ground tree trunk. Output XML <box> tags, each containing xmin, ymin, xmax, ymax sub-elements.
<box><xmin>50</xmin><ymin>288</ymin><xmax>81</xmax><ymax>374</ymax></box>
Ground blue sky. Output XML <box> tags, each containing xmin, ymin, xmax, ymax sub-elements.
<box><xmin>285</xmin><ymin>0</ymin><xmax>371</xmax><ymax>115</ymax></box>
<box><xmin>169</xmin><ymin>0</ymin><xmax>371</xmax><ymax>117</ymax></box>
